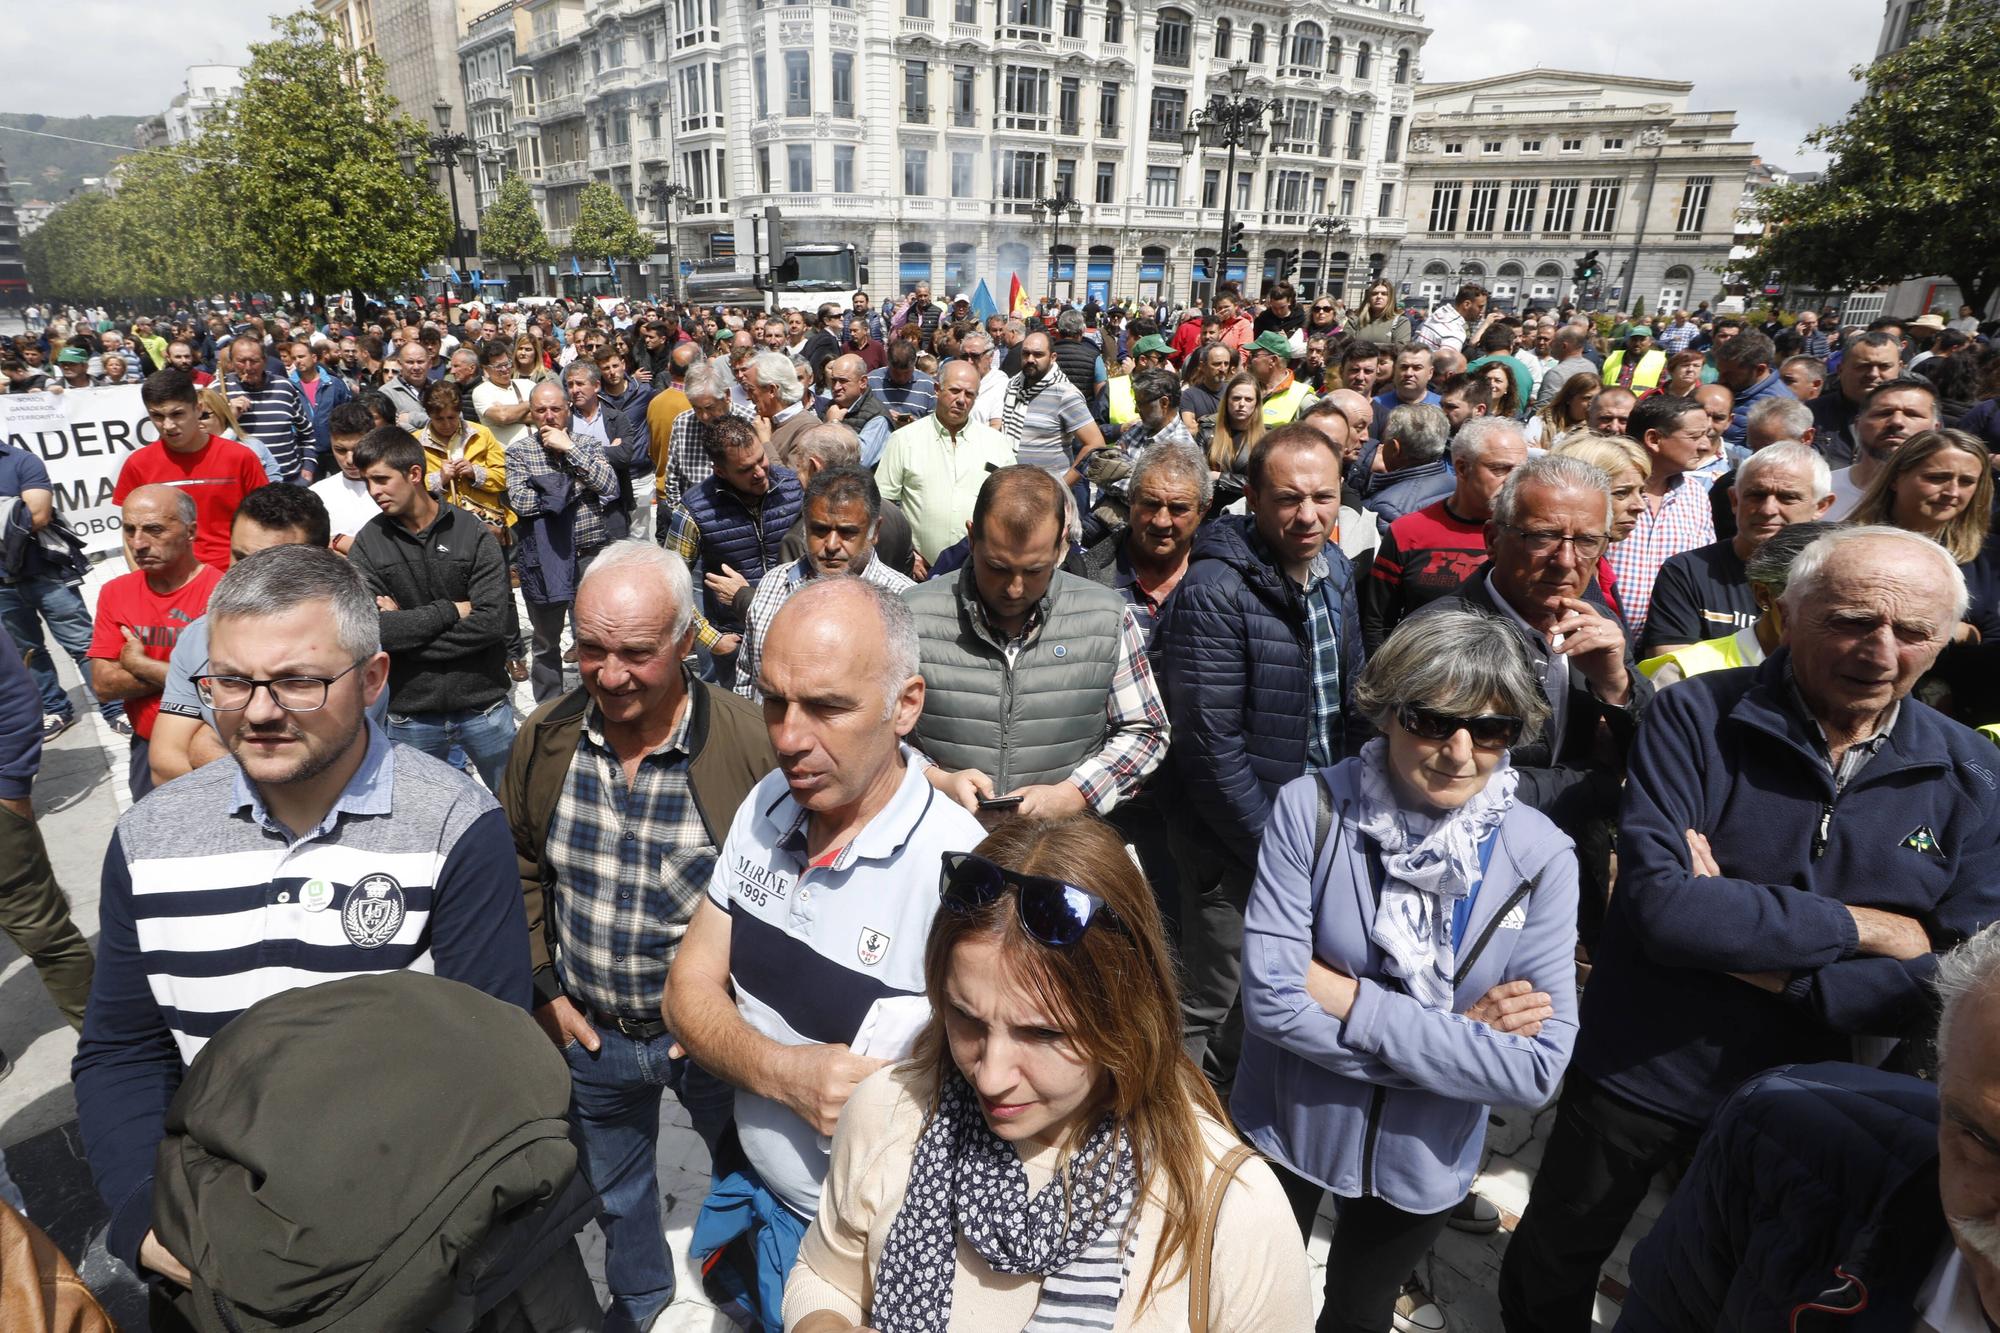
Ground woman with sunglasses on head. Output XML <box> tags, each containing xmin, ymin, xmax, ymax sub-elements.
<box><xmin>785</xmin><ymin>816</ymin><xmax>1312</xmax><ymax>1333</ymax></box>
<box><xmin>1232</xmin><ymin>608</ymin><xmax>1580</xmax><ymax>1333</ymax></box>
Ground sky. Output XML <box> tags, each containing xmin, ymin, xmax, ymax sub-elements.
<box><xmin>3</xmin><ymin>0</ymin><xmax>1882</xmax><ymax>172</ymax></box>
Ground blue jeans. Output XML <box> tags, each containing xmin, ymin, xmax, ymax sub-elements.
<box><xmin>564</xmin><ymin>1021</ymin><xmax>734</xmax><ymax>1332</ymax></box>
<box><xmin>385</xmin><ymin>699</ymin><xmax>517</xmax><ymax>792</ymax></box>
<box><xmin>0</xmin><ymin>575</ymin><xmax>121</xmax><ymax>721</ymax></box>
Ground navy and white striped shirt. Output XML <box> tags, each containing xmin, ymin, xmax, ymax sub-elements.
<box><xmin>224</xmin><ymin>371</ymin><xmax>314</xmax><ymax>481</ymax></box>
<box><xmin>72</xmin><ymin>726</ymin><xmax>529</xmax><ymax>1270</ymax></box>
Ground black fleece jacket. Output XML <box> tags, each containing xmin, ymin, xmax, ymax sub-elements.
<box><xmin>348</xmin><ymin>502</ymin><xmax>513</xmax><ymax>714</ymax></box>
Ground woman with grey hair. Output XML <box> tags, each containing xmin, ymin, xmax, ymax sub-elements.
<box><xmin>1232</xmin><ymin>608</ymin><xmax>1581</xmax><ymax>1333</ymax></box>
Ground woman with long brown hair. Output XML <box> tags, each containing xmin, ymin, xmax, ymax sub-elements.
<box><xmin>785</xmin><ymin>816</ymin><xmax>1310</xmax><ymax>1332</ymax></box>
<box><xmin>1524</xmin><ymin>370</ymin><xmax>1601</xmax><ymax>448</ymax></box>
<box><xmin>1206</xmin><ymin>371</ymin><xmax>1266</xmax><ymax>480</ymax></box>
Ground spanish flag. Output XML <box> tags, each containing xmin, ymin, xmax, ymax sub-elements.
<box><xmin>1009</xmin><ymin>272</ymin><xmax>1030</xmax><ymax>317</ymax></box>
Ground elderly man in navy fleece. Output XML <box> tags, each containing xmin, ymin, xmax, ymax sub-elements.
<box><xmin>1500</xmin><ymin>525</ymin><xmax>2000</xmax><ymax>1332</ymax></box>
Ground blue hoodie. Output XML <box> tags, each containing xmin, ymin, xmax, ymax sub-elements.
<box><xmin>1232</xmin><ymin>759</ymin><xmax>1579</xmax><ymax>1214</ymax></box>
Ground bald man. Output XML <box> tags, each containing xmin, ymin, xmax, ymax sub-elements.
<box><xmin>88</xmin><ymin>486</ymin><xmax>224</xmax><ymax>798</ymax></box>
<box><xmin>819</xmin><ymin>353</ymin><xmax>894</xmax><ymax>466</ymax></box>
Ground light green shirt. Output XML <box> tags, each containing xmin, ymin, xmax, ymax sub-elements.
<box><xmin>875</xmin><ymin>414</ymin><xmax>1016</xmax><ymax>562</ymax></box>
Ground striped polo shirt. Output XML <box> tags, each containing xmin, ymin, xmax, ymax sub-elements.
<box><xmin>708</xmin><ymin>753</ymin><xmax>986</xmax><ymax>1218</ymax></box>
<box><xmin>98</xmin><ymin>726</ymin><xmax>528</xmax><ymax>1062</ymax></box>
<box><xmin>73</xmin><ymin>725</ymin><xmax>530</xmax><ymax>1270</ymax></box>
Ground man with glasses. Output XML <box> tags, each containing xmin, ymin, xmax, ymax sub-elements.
<box><xmin>958</xmin><ymin>331</ymin><xmax>1009</xmax><ymax>431</ymax></box>
<box><xmin>668</xmin><ymin>576</ymin><xmax>983</xmax><ymax>1311</ymax></box>
<box><xmin>817</xmin><ymin>353</ymin><xmax>894</xmax><ymax>466</ymax></box>
<box><xmin>75</xmin><ymin>543</ymin><xmax>530</xmax><ymax>1298</ymax></box>
<box><xmin>1418</xmin><ymin>452</ymin><xmax>1650</xmax><ymax>839</ymax></box>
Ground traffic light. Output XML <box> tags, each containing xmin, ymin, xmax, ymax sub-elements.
<box><xmin>1225</xmin><ymin>220</ymin><xmax>1247</xmax><ymax>256</ymax></box>
<box><xmin>1573</xmin><ymin>249</ymin><xmax>1601</xmax><ymax>286</ymax></box>
<box><xmin>1279</xmin><ymin>248</ymin><xmax>1300</xmax><ymax>281</ymax></box>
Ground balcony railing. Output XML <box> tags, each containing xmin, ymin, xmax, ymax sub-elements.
<box><xmin>1057</xmin><ymin>117</ymin><xmax>1080</xmax><ymax>136</ymax></box>
<box><xmin>636</xmin><ymin>137</ymin><xmax>670</xmax><ymax>162</ymax></box>
<box><xmin>539</xmin><ymin>91</ymin><xmax>583</xmax><ymax>120</ymax></box>
<box><xmin>542</xmin><ymin>161</ymin><xmax>588</xmax><ymax>186</ymax></box>
<box><xmin>952</xmin><ymin>108</ymin><xmax>977</xmax><ymax>128</ymax></box>
<box><xmin>905</xmin><ymin>103</ymin><xmax>931</xmax><ymax>123</ymax></box>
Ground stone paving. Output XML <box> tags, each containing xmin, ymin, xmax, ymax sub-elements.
<box><xmin>0</xmin><ymin>562</ymin><xmax>1667</xmax><ymax>1331</ymax></box>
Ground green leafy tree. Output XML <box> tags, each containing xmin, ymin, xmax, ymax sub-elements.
<box><xmin>569</xmin><ymin>181</ymin><xmax>649</xmax><ymax>265</ymax></box>
<box><xmin>103</xmin><ymin>145</ymin><xmax>235</xmax><ymax>298</ymax></box>
<box><xmin>1629</xmin><ymin>295</ymin><xmax>1647</xmax><ymax>320</ymax></box>
<box><xmin>479</xmin><ymin>173</ymin><xmax>554</xmax><ymax>271</ymax></box>
<box><xmin>207</xmin><ymin>10</ymin><xmax>450</xmax><ymax>296</ymax></box>
<box><xmin>1747</xmin><ymin>8</ymin><xmax>2000</xmax><ymax>313</ymax></box>
<box><xmin>24</xmin><ymin>193</ymin><xmax>121</xmax><ymax>299</ymax></box>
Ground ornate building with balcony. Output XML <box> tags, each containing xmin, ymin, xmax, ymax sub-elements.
<box><xmin>483</xmin><ymin>0</ymin><xmax>1427</xmax><ymax>302</ymax></box>
<box><xmin>1396</xmin><ymin>70</ymin><xmax>1755</xmax><ymax>315</ymax></box>
<box><xmin>460</xmin><ymin>4</ymin><xmax>527</xmax><ymax>214</ymax></box>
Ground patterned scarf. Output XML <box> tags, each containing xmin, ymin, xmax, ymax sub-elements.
<box><xmin>870</xmin><ymin>1071</ymin><xmax>1137</xmax><ymax>1333</ymax></box>
<box><xmin>1001</xmin><ymin>366</ymin><xmax>1072</xmax><ymax>442</ymax></box>
<box><xmin>1353</xmin><ymin>737</ymin><xmax>1518</xmax><ymax>1010</ymax></box>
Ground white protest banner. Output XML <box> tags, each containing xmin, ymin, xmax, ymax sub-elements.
<box><xmin>0</xmin><ymin>385</ymin><xmax>157</xmax><ymax>554</ymax></box>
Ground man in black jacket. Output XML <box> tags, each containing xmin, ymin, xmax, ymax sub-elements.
<box><xmin>348</xmin><ymin>427</ymin><xmax>517</xmax><ymax>790</ymax></box>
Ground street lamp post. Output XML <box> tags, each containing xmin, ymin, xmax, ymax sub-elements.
<box><xmin>400</xmin><ymin>99</ymin><xmax>474</xmax><ymax>305</ymax></box>
<box><xmin>1030</xmin><ymin>193</ymin><xmax>1083</xmax><ymax>302</ymax></box>
<box><xmin>1181</xmin><ymin>63</ymin><xmax>1283</xmax><ymax>307</ymax></box>
<box><xmin>1309</xmin><ymin>215</ymin><xmax>1349</xmax><ymax>301</ymax></box>
<box><xmin>647</xmin><ymin>178</ymin><xmax>692</xmax><ymax>304</ymax></box>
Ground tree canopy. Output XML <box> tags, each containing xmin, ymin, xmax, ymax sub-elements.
<box><xmin>570</xmin><ymin>182</ymin><xmax>650</xmax><ymax>265</ymax></box>
<box><xmin>22</xmin><ymin>10</ymin><xmax>451</xmax><ymax>301</ymax></box>
<box><xmin>479</xmin><ymin>174</ymin><xmax>554</xmax><ymax>270</ymax></box>
<box><xmin>1746</xmin><ymin>8</ymin><xmax>2000</xmax><ymax>313</ymax></box>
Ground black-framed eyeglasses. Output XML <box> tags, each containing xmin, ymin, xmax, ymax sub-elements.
<box><xmin>939</xmin><ymin>851</ymin><xmax>1125</xmax><ymax>947</ymax></box>
<box><xmin>1395</xmin><ymin>703</ymin><xmax>1524</xmax><ymax>752</ymax></box>
<box><xmin>196</xmin><ymin>660</ymin><xmax>365</xmax><ymax>713</ymax></box>
<box><xmin>1498</xmin><ymin>524</ymin><xmax>1609</xmax><ymax>560</ymax></box>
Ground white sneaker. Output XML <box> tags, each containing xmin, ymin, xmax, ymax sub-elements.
<box><xmin>1392</xmin><ymin>1282</ymin><xmax>1447</xmax><ymax>1333</ymax></box>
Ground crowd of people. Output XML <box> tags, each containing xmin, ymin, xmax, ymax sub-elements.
<box><xmin>3</xmin><ymin>278</ymin><xmax>2000</xmax><ymax>1333</ymax></box>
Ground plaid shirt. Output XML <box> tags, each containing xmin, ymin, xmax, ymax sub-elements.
<box><xmin>1605</xmin><ymin>472</ymin><xmax>1718</xmax><ymax>637</ymax></box>
<box><xmin>543</xmin><ymin>691</ymin><xmax>715</xmax><ymax>1018</ymax></box>
<box><xmin>1301</xmin><ymin>551</ymin><xmax>1345</xmax><ymax>771</ymax></box>
<box><xmin>658</xmin><ymin>505</ymin><xmax>728</xmax><ymax>651</ymax></box>
<box><xmin>663</xmin><ymin>398</ymin><xmax>757</xmax><ymax>510</ymax></box>
<box><xmin>1656</xmin><ymin>322</ymin><xmax>1701</xmax><ymax>353</ymax></box>
<box><xmin>505</xmin><ymin>427</ymin><xmax>619</xmax><ymax>554</ymax></box>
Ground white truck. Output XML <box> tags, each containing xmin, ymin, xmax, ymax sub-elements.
<box><xmin>682</xmin><ymin>242</ymin><xmax>868</xmax><ymax>312</ymax></box>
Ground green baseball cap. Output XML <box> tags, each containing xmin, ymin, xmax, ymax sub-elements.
<box><xmin>1249</xmin><ymin>330</ymin><xmax>1294</xmax><ymax>359</ymax></box>
<box><xmin>56</xmin><ymin>348</ymin><xmax>89</xmax><ymax>364</ymax></box>
<box><xmin>1130</xmin><ymin>334</ymin><xmax>1172</xmax><ymax>357</ymax></box>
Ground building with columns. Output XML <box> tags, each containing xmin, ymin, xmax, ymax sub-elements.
<box><xmin>485</xmin><ymin>0</ymin><xmax>1428</xmax><ymax>303</ymax></box>
<box><xmin>1395</xmin><ymin>70</ymin><xmax>1755</xmax><ymax>316</ymax></box>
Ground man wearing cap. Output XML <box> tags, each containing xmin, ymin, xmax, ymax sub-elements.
<box><xmin>52</xmin><ymin>346</ymin><xmax>95</xmax><ymax>391</ymax></box>
<box><xmin>1249</xmin><ymin>332</ymin><xmax>1312</xmax><ymax>427</ymax></box>
<box><xmin>1603</xmin><ymin>326</ymin><xmax>1668</xmax><ymax>393</ymax></box>
<box><xmin>1107</xmin><ymin>335</ymin><xmax>1173</xmax><ymax>428</ymax></box>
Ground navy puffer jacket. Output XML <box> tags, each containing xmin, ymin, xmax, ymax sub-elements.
<box><xmin>1617</xmin><ymin>1062</ymin><xmax>1944</xmax><ymax>1333</ymax></box>
<box><xmin>1151</xmin><ymin>515</ymin><xmax>1364</xmax><ymax>868</ymax></box>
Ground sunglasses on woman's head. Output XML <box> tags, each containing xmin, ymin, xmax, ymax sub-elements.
<box><xmin>1395</xmin><ymin>702</ymin><xmax>1524</xmax><ymax>751</ymax></box>
<box><xmin>939</xmin><ymin>852</ymin><xmax>1125</xmax><ymax>947</ymax></box>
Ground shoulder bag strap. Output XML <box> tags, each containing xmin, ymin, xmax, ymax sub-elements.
<box><xmin>1188</xmin><ymin>1142</ymin><xmax>1259</xmax><ymax>1333</ymax></box>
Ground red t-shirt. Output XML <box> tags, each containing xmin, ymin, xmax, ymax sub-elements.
<box><xmin>113</xmin><ymin>436</ymin><xmax>270</xmax><ymax>571</ymax></box>
<box><xmin>88</xmin><ymin>564</ymin><xmax>224</xmax><ymax>739</ymax></box>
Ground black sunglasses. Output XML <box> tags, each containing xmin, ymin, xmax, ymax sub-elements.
<box><xmin>1395</xmin><ymin>702</ymin><xmax>1524</xmax><ymax>752</ymax></box>
<box><xmin>939</xmin><ymin>852</ymin><xmax>1125</xmax><ymax>947</ymax></box>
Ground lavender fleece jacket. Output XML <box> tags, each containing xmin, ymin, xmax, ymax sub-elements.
<box><xmin>1231</xmin><ymin>758</ymin><xmax>1580</xmax><ymax>1214</ymax></box>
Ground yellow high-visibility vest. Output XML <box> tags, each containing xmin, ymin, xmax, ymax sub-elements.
<box><xmin>1107</xmin><ymin>373</ymin><xmax>1138</xmax><ymax>426</ymax></box>
<box><xmin>1638</xmin><ymin>630</ymin><xmax>1754</xmax><ymax>682</ymax></box>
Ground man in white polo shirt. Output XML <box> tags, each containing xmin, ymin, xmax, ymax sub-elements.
<box><xmin>667</xmin><ymin>575</ymin><xmax>984</xmax><ymax>1315</ymax></box>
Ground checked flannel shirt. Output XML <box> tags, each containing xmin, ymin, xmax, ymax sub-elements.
<box><xmin>543</xmin><ymin>690</ymin><xmax>715</xmax><ymax>1018</ymax></box>
<box><xmin>662</xmin><ymin>398</ymin><xmax>758</xmax><ymax>511</ymax></box>
<box><xmin>1605</xmin><ymin>472</ymin><xmax>1718</xmax><ymax>638</ymax></box>
<box><xmin>1301</xmin><ymin>550</ymin><xmax>1345</xmax><ymax>773</ymax></box>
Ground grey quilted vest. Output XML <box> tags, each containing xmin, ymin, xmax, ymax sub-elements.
<box><xmin>907</xmin><ymin>569</ymin><xmax>1124</xmax><ymax>792</ymax></box>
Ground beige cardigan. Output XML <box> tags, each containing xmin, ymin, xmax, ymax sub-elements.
<box><xmin>782</xmin><ymin>1065</ymin><xmax>1313</xmax><ymax>1331</ymax></box>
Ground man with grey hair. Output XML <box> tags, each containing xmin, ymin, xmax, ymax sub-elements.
<box><xmin>742</xmin><ymin>348</ymin><xmax>820</xmax><ymax>463</ymax></box>
<box><xmin>1617</xmin><ymin>919</ymin><xmax>2000</xmax><ymax>1329</ymax></box>
<box><xmin>76</xmin><ymin>543</ymin><xmax>530</xmax><ymax>1293</ymax></box>
<box><xmin>1504</xmin><ymin>524</ymin><xmax>2000</xmax><ymax>1332</ymax></box>
<box><xmin>1362</xmin><ymin>415</ymin><xmax>1527</xmax><ymax>652</ymax></box>
<box><xmin>668</xmin><ymin>575</ymin><xmax>985</xmax><ymax>1298</ymax></box>
<box><xmin>1417</xmin><ymin>453</ymin><xmax>1649</xmax><ymax>832</ymax></box>
<box><xmin>958</xmin><ymin>329</ymin><xmax>1010</xmax><ymax>428</ymax></box>
<box><xmin>818</xmin><ymin>352</ymin><xmax>895</xmax><ymax>466</ymax></box>
<box><xmin>1643</xmin><ymin>440</ymin><xmax>1834</xmax><ymax>658</ymax></box>
<box><xmin>1363</xmin><ymin>402</ymin><xmax>1455</xmax><ymax>528</ymax></box>
<box><xmin>663</xmin><ymin>359</ymin><xmax>758</xmax><ymax>511</ymax></box>
<box><xmin>1533</xmin><ymin>326</ymin><xmax>1596</xmax><ymax>410</ymax></box>
<box><xmin>500</xmin><ymin>539</ymin><xmax>775</xmax><ymax>1331</ymax></box>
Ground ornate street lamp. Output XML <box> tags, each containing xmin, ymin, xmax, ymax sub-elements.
<box><xmin>399</xmin><ymin>99</ymin><xmax>475</xmax><ymax>301</ymax></box>
<box><xmin>1181</xmin><ymin>63</ymin><xmax>1284</xmax><ymax>305</ymax></box>
<box><xmin>1309</xmin><ymin>214</ymin><xmax>1350</xmax><ymax>299</ymax></box>
<box><xmin>647</xmin><ymin>178</ymin><xmax>692</xmax><ymax>303</ymax></box>
<box><xmin>1030</xmin><ymin>193</ymin><xmax>1083</xmax><ymax>301</ymax></box>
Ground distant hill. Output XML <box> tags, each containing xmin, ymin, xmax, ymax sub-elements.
<box><xmin>0</xmin><ymin>114</ymin><xmax>148</xmax><ymax>205</ymax></box>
